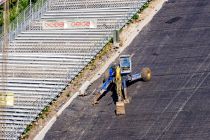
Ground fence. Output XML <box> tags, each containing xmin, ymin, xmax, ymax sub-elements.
<box><xmin>0</xmin><ymin>0</ymin><xmax>148</xmax><ymax>139</ymax></box>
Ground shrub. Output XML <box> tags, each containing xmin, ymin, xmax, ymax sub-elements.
<box><xmin>0</xmin><ymin>0</ymin><xmax>38</xmax><ymax>27</ymax></box>
<box><xmin>132</xmin><ymin>13</ymin><xmax>139</xmax><ymax>20</ymax></box>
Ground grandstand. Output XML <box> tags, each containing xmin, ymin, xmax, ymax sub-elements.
<box><xmin>0</xmin><ymin>0</ymin><xmax>148</xmax><ymax>139</ymax></box>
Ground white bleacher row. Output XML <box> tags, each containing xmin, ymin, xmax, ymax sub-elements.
<box><xmin>0</xmin><ymin>0</ymin><xmax>147</xmax><ymax>139</ymax></box>
<box><xmin>49</xmin><ymin>0</ymin><xmax>143</xmax><ymax>10</ymax></box>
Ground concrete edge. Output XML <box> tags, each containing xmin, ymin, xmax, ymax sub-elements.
<box><xmin>33</xmin><ymin>116</ymin><xmax>56</xmax><ymax>140</ymax></box>
<box><xmin>34</xmin><ymin>0</ymin><xmax>167</xmax><ymax>139</ymax></box>
<box><xmin>34</xmin><ymin>92</ymin><xmax>79</xmax><ymax>140</ymax></box>
<box><xmin>56</xmin><ymin>92</ymin><xmax>79</xmax><ymax>116</ymax></box>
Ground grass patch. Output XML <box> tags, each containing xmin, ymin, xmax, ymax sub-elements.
<box><xmin>132</xmin><ymin>13</ymin><xmax>139</xmax><ymax>20</ymax></box>
<box><xmin>138</xmin><ymin>1</ymin><xmax>150</xmax><ymax>13</ymax></box>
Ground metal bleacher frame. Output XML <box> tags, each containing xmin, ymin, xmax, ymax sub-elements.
<box><xmin>0</xmin><ymin>0</ymin><xmax>148</xmax><ymax>139</ymax></box>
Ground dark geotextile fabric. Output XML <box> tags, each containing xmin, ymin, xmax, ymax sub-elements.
<box><xmin>45</xmin><ymin>0</ymin><xmax>210</xmax><ymax>140</ymax></box>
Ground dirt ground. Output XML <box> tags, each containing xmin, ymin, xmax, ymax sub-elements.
<box><xmin>23</xmin><ymin>0</ymin><xmax>165</xmax><ymax>139</ymax></box>
<box><xmin>45</xmin><ymin>0</ymin><xmax>210</xmax><ymax>139</ymax></box>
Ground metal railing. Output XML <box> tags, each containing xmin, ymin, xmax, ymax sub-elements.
<box><xmin>0</xmin><ymin>0</ymin><xmax>49</xmax><ymax>41</ymax></box>
<box><xmin>0</xmin><ymin>0</ymin><xmax>149</xmax><ymax>139</ymax></box>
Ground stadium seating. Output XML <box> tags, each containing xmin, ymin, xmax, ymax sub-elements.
<box><xmin>0</xmin><ymin>0</ymin><xmax>147</xmax><ymax>139</ymax></box>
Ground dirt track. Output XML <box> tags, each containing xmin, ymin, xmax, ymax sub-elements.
<box><xmin>45</xmin><ymin>0</ymin><xmax>210</xmax><ymax>139</ymax></box>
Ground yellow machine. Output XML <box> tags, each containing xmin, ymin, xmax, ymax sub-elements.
<box><xmin>93</xmin><ymin>55</ymin><xmax>152</xmax><ymax>115</ymax></box>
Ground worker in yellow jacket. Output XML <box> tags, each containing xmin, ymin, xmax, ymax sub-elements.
<box><xmin>115</xmin><ymin>66</ymin><xmax>123</xmax><ymax>101</ymax></box>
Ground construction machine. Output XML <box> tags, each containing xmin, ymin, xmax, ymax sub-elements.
<box><xmin>92</xmin><ymin>55</ymin><xmax>152</xmax><ymax>115</ymax></box>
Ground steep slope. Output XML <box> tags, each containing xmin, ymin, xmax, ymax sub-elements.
<box><xmin>45</xmin><ymin>0</ymin><xmax>210</xmax><ymax>140</ymax></box>
<box><xmin>0</xmin><ymin>0</ymin><xmax>148</xmax><ymax>139</ymax></box>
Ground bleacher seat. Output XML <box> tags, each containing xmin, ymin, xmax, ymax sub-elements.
<box><xmin>0</xmin><ymin>0</ymin><xmax>147</xmax><ymax>139</ymax></box>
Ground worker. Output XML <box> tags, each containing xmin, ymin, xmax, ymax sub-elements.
<box><xmin>115</xmin><ymin>65</ymin><xmax>123</xmax><ymax>101</ymax></box>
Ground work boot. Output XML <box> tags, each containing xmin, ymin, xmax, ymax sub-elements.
<box><xmin>124</xmin><ymin>96</ymin><xmax>131</xmax><ymax>104</ymax></box>
<box><xmin>92</xmin><ymin>94</ymin><xmax>101</xmax><ymax>105</ymax></box>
